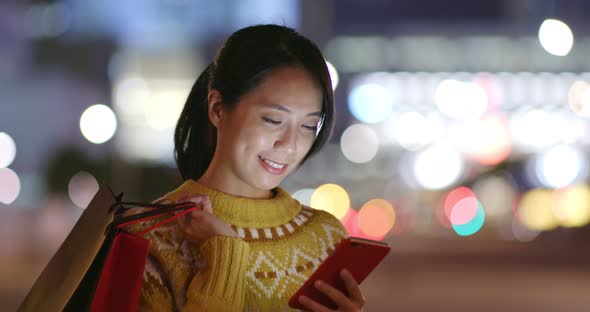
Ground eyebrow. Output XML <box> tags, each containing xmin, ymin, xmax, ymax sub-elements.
<box><xmin>268</xmin><ymin>104</ymin><xmax>323</xmax><ymax>117</ymax></box>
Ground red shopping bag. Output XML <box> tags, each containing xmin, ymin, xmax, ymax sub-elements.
<box><xmin>64</xmin><ymin>198</ymin><xmax>197</xmax><ymax>312</ymax></box>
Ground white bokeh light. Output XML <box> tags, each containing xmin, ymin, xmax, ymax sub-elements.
<box><xmin>412</xmin><ymin>144</ymin><xmax>464</xmax><ymax>190</ymax></box>
<box><xmin>568</xmin><ymin>81</ymin><xmax>590</xmax><ymax>117</ymax></box>
<box><xmin>510</xmin><ymin>109</ymin><xmax>559</xmax><ymax>152</ymax></box>
<box><xmin>340</xmin><ymin>124</ymin><xmax>379</xmax><ymax>163</ymax></box>
<box><xmin>394</xmin><ymin>112</ymin><xmax>440</xmax><ymax>151</ymax></box>
<box><xmin>144</xmin><ymin>88</ymin><xmax>186</xmax><ymax>130</ymax></box>
<box><xmin>535</xmin><ymin>145</ymin><xmax>587</xmax><ymax>189</ymax></box>
<box><xmin>326</xmin><ymin>61</ymin><xmax>339</xmax><ymax>90</ymax></box>
<box><xmin>348</xmin><ymin>83</ymin><xmax>393</xmax><ymax>123</ymax></box>
<box><xmin>80</xmin><ymin>104</ymin><xmax>118</xmax><ymax>144</ymax></box>
<box><xmin>538</xmin><ymin>19</ymin><xmax>574</xmax><ymax>56</ymax></box>
<box><xmin>0</xmin><ymin>132</ymin><xmax>16</xmax><ymax>168</ymax></box>
<box><xmin>68</xmin><ymin>171</ymin><xmax>100</xmax><ymax>208</ymax></box>
<box><xmin>291</xmin><ymin>188</ymin><xmax>315</xmax><ymax>206</ymax></box>
<box><xmin>435</xmin><ymin>79</ymin><xmax>488</xmax><ymax>120</ymax></box>
<box><xmin>0</xmin><ymin>167</ymin><xmax>21</xmax><ymax>204</ymax></box>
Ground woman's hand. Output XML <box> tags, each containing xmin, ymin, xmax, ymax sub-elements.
<box><xmin>176</xmin><ymin>195</ymin><xmax>238</xmax><ymax>247</ymax></box>
<box><xmin>298</xmin><ymin>269</ymin><xmax>366</xmax><ymax>312</ymax></box>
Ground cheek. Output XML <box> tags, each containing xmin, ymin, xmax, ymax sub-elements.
<box><xmin>238</xmin><ymin>126</ymin><xmax>276</xmax><ymax>154</ymax></box>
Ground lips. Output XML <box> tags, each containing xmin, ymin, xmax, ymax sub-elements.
<box><xmin>258</xmin><ymin>156</ymin><xmax>288</xmax><ymax>175</ymax></box>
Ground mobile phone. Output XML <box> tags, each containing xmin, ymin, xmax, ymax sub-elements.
<box><xmin>288</xmin><ymin>237</ymin><xmax>391</xmax><ymax>309</ymax></box>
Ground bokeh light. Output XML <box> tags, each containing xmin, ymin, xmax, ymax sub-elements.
<box><xmin>534</xmin><ymin>144</ymin><xmax>587</xmax><ymax>189</ymax></box>
<box><xmin>0</xmin><ymin>132</ymin><xmax>16</xmax><ymax>168</ymax></box>
<box><xmin>358</xmin><ymin>199</ymin><xmax>395</xmax><ymax>238</ymax></box>
<box><xmin>326</xmin><ymin>61</ymin><xmax>339</xmax><ymax>90</ymax></box>
<box><xmin>443</xmin><ymin>186</ymin><xmax>477</xmax><ymax>223</ymax></box>
<box><xmin>340</xmin><ymin>124</ymin><xmax>379</xmax><ymax>163</ymax></box>
<box><xmin>310</xmin><ymin>183</ymin><xmax>350</xmax><ymax>220</ymax></box>
<box><xmin>452</xmin><ymin>114</ymin><xmax>512</xmax><ymax>165</ymax></box>
<box><xmin>394</xmin><ymin>112</ymin><xmax>440</xmax><ymax>151</ymax></box>
<box><xmin>68</xmin><ymin>171</ymin><xmax>100</xmax><ymax>209</ymax></box>
<box><xmin>114</xmin><ymin>77</ymin><xmax>151</xmax><ymax>116</ymax></box>
<box><xmin>510</xmin><ymin>109</ymin><xmax>558</xmax><ymax>152</ymax></box>
<box><xmin>291</xmin><ymin>188</ymin><xmax>315</xmax><ymax>206</ymax></box>
<box><xmin>552</xmin><ymin>185</ymin><xmax>590</xmax><ymax>228</ymax></box>
<box><xmin>568</xmin><ymin>80</ymin><xmax>590</xmax><ymax>117</ymax></box>
<box><xmin>512</xmin><ymin>217</ymin><xmax>541</xmax><ymax>242</ymax></box>
<box><xmin>452</xmin><ymin>200</ymin><xmax>485</xmax><ymax>236</ymax></box>
<box><xmin>80</xmin><ymin>104</ymin><xmax>118</xmax><ymax>144</ymax></box>
<box><xmin>538</xmin><ymin>19</ymin><xmax>574</xmax><ymax>56</ymax></box>
<box><xmin>348</xmin><ymin>83</ymin><xmax>393</xmax><ymax>123</ymax></box>
<box><xmin>0</xmin><ymin>168</ymin><xmax>21</xmax><ymax>204</ymax></box>
<box><xmin>413</xmin><ymin>144</ymin><xmax>464</xmax><ymax>190</ymax></box>
<box><xmin>434</xmin><ymin>79</ymin><xmax>488</xmax><ymax>120</ymax></box>
<box><xmin>144</xmin><ymin>87</ymin><xmax>187</xmax><ymax>130</ymax></box>
<box><xmin>472</xmin><ymin>174</ymin><xmax>516</xmax><ymax>221</ymax></box>
<box><xmin>517</xmin><ymin>189</ymin><xmax>558</xmax><ymax>231</ymax></box>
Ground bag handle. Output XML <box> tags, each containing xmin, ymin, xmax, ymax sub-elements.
<box><xmin>106</xmin><ymin>200</ymin><xmax>200</xmax><ymax>237</ymax></box>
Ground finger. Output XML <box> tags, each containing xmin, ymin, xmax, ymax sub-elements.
<box><xmin>298</xmin><ymin>295</ymin><xmax>333</xmax><ymax>312</ymax></box>
<box><xmin>200</xmin><ymin>196</ymin><xmax>213</xmax><ymax>214</ymax></box>
<box><xmin>340</xmin><ymin>269</ymin><xmax>365</xmax><ymax>306</ymax></box>
<box><xmin>313</xmin><ymin>280</ymin><xmax>356</xmax><ymax>310</ymax></box>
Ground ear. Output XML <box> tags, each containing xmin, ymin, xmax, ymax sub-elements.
<box><xmin>207</xmin><ymin>89</ymin><xmax>224</xmax><ymax>128</ymax></box>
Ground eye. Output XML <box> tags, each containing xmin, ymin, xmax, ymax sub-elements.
<box><xmin>262</xmin><ymin>117</ymin><xmax>281</xmax><ymax>125</ymax></box>
<box><xmin>302</xmin><ymin>125</ymin><xmax>318</xmax><ymax>131</ymax></box>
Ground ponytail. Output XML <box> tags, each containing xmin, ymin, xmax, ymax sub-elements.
<box><xmin>174</xmin><ymin>63</ymin><xmax>216</xmax><ymax>181</ymax></box>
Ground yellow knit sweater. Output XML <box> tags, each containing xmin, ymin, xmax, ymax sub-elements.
<box><xmin>125</xmin><ymin>179</ymin><xmax>348</xmax><ymax>311</ymax></box>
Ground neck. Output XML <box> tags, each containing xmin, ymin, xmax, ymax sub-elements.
<box><xmin>198</xmin><ymin>162</ymin><xmax>273</xmax><ymax>199</ymax></box>
<box><xmin>175</xmin><ymin>179</ymin><xmax>302</xmax><ymax>228</ymax></box>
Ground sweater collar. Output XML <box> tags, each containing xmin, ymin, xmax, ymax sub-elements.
<box><xmin>174</xmin><ymin>179</ymin><xmax>302</xmax><ymax>228</ymax></box>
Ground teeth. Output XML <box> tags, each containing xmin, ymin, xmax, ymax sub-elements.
<box><xmin>261</xmin><ymin>157</ymin><xmax>285</xmax><ymax>169</ymax></box>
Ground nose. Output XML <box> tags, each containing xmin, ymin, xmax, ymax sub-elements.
<box><xmin>274</xmin><ymin>124</ymin><xmax>297</xmax><ymax>154</ymax></box>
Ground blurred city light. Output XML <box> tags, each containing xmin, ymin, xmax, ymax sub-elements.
<box><xmin>434</xmin><ymin>79</ymin><xmax>488</xmax><ymax>120</ymax></box>
<box><xmin>114</xmin><ymin>77</ymin><xmax>151</xmax><ymax>116</ymax></box>
<box><xmin>340</xmin><ymin>124</ymin><xmax>379</xmax><ymax>164</ymax></box>
<box><xmin>348</xmin><ymin>83</ymin><xmax>393</xmax><ymax>123</ymax></box>
<box><xmin>67</xmin><ymin>171</ymin><xmax>99</xmax><ymax>209</ymax></box>
<box><xmin>568</xmin><ymin>80</ymin><xmax>590</xmax><ymax>117</ymax></box>
<box><xmin>517</xmin><ymin>189</ymin><xmax>558</xmax><ymax>231</ymax></box>
<box><xmin>534</xmin><ymin>144</ymin><xmax>587</xmax><ymax>189</ymax></box>
<box><xmin>451</xmin><ymin>114</ymin><xmax>512</xmax><ymax>165</ymax></box>
<box><xmin>394</xmin><ymin>112</ymin><xmax>439</xmax><ymax>151</ymax></box>
<box><xmin>291</xmin><ymin>188</ymin><xmax>315</xmax><ymax>206</ymax></box>
<box><xmin>358</xmin><ymin>198</ymin><xmax>395</xmax><ymax>238</ymax></box>
<box><xmin>512</xmin><ymin>217</ymin><xmax>541</xmax><ymax>242</ymax></box>
<box><xmin>79</xmin><ymin>104</ymin><xmax>118</xmax><ymax>144</ymax></box>
<box><xmin>310</xmin><ymin>183</ymin><xmax>350</xmax><ymax>220</ymax></box>
<box><xmin>412</xmin><ymin>144</ymin><xmax>464</xmax><ymax>190</ymax></box>
<box><xmin>0</xmin><ymin>132</ymin><xmax>16</xmax><ymax>168</ymax></box>
<box><xmin>452</xmin><ymin>200</ymin><xmax>485</xmax><ymax>236</ymax></box>
<box><xmin>510</xmin><ymin>109</ymin><xmax>559</xmax><ymax>152</ymax></box>
<box><xmin>0</xmin><ymin>168</ymin><xmax>21</xmax><ymax>204</ymax></box>
<box><xmin>552</xmin><ymin>185</ymin><xmax>590</xmax><ymax>228</ymax></box>
<box><xmin>325</xmin><ymin>61</ymin><xmax>339</xmax><ymax>90</ymax></box>
<box><xmin>24</xmin><ymin>3</ymin><xmax>72</xmax><ymax>39</ymax></box>
<box><xmin>538</xmin><ymin>19</ymin><xmax>574</xmax><ymax>56</ymax></box>
<box><xmin>472</xmin><ymin>174</ymin><xmax>516</xmax><ymax>221</ymax></box>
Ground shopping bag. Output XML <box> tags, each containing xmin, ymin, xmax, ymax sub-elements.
<box><xmin>19</xmin><ymin>184</ymin><xmax>197</xmax><ymax>312</ymax></box>
<box><xmin>67</xmin><ymin>201</ymin><xmax>197</xmax><ymax>312</ymax></box>
<box><xmin>18</xmin><ymin>183</ymin><xmax>118</xmax><ymax>312</ymax></box>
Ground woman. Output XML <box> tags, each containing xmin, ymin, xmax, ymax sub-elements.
<box><xmin>128</xmin><ymin>24</ymin><xmax>366</xmax><ymax>311</ymax></box>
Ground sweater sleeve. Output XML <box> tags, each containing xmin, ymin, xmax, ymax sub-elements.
<box><xmin>182</xmin><ymin>235</ymin><xmax>251</xmax><ymax>312</ymax></box>
<box><xmin>136</xmin><ymin>255</ymin><xmax>176</xmax><ymax>311</ymax></box>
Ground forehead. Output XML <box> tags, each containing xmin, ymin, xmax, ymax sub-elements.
<box><xmin>238</xmin><ymin>66</ymin><xmax>323</xmax><ymax>113</ymax></box>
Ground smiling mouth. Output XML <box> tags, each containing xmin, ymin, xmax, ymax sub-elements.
<box><xmin>258</xmin><ymin>156</ymin><xmax>287</xmax><ymax>169</ymax></box>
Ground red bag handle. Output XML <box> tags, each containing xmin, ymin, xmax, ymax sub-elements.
<box><xmin>107</xmin><ymin>201</ymin><xmax>200</xmax><ymax>237</ymax></box>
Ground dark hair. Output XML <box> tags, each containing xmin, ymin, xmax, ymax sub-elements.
<box><xmin>174</xmin><ymin>24</ymin><xmax>335</xmax><ymax>181</ymax></box>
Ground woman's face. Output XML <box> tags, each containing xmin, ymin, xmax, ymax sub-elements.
<box><xmin>210</xmin><ymin>66</ymin><xmax>323</xmax><ymax>197</ymax></box>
